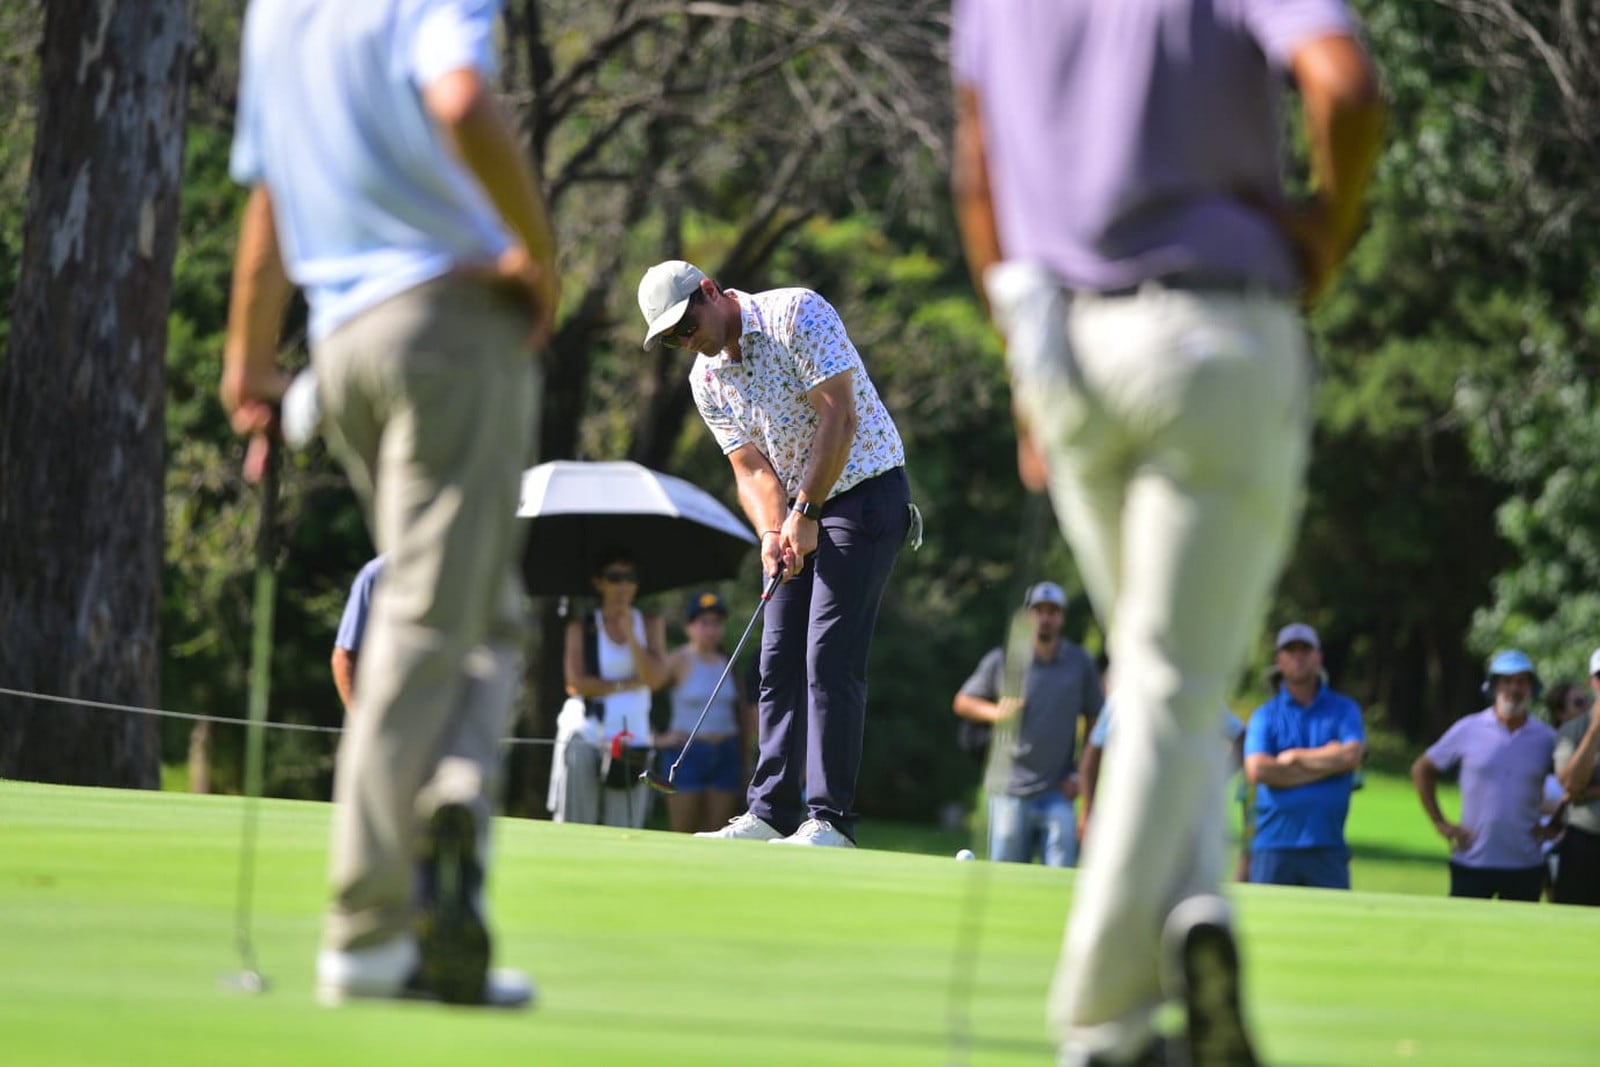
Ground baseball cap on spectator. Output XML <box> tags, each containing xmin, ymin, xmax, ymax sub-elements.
<box><xmin>1024</xmin><ymin>582</ymin><xmax>1067</xmax><ymax>610</ymax></box>
<box><xmin>1589</xmin><ymin>647</ymin><xmax>1600</xmax><ymax>678</ymax></box>
<box><xmin>685</xmin><ymin>590</ymin><xmax>727</xmax><ymax>623</ymax></box>
<box><xmin>1275</xmin><ymin>622</ymin><xmax>1320</xmax><ymax>651</ymax></box>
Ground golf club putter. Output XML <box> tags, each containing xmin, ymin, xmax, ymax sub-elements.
<box><xmin>642</xmin><ymin>571</ymin><xmax>782</xmax><ymax>795</ymax></box>
<box><xmin>224</xmin><ymin>436</ymin><xmax>279</xmax><ymax>996</ymax></box>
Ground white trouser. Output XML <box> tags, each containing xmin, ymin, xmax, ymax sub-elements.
<box><xmin>988</xmin><ymin>264</ymin><xmax>1311</xmax><ymax>1060</ymax></box>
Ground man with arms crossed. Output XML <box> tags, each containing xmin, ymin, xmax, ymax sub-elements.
<box><xmin>222</xmin><ymin>0</ymin><xmax>558</xmax><ymax>1006</ymax></box>
<box><xmin>950</xmin><ymin>1</ymin><xmax>1384</xmax><ymax>1062</ymax></box>
<box><xmin>1245</xmin><ymin>623</ymin><xmax>1365</xmax><ymax>888</ymax></box>
<box><xmin>637</xmin><ymin>260</ymin><xmax>911</xmax><ymax>847</ymax></box>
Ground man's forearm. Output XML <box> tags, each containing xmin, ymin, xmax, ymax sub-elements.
<box><xmin>1558</xmin><ymin>719</ymin><xmax>1600</xmax><ymax>795</ymax></box>
<box><xmin>952</xmin><ymin>85</ymin><xmax>1002</xmax><ymax>316</ymax></box>
<box><xmin>953</xmin><ymin>693</ymin><xmax>1001</xmax><ymax>724</ymax></box>
<box><xmin>1411</xmin><ymin>759</ymin><xmax>1448</xmax><ymax>826</ymax></box>
<box><xmin>1250</xmin><ymin>762</ymin><xmax>1321</xmax><ymax>789</ymax></box>
<box><xmin>222</xmin><ymin>186</ymin><xmax>293</xmax><ymax>396</ymax></box>
<box><xmin>1287</xmin><ymin>741</ymin><xmax>1364</xmax><ymax>776</ymax></box>
<box><xmin>796</xmin><ymin>403</ymin><xmax>856</xmax><ymax>508</ymax></box>
<box><xmin>1298</xmin><ymin>35</ymin><xmax>1386</xmax><ymax>251</ymax></box>
<box><xmin>434</xmin><ymin>73</ymin><xmax>556</xmax><ymax>274</ymax></box>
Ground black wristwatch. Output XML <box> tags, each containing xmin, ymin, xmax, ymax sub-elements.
<box><xmin>791</xmin><ymin>500</ymin><xmax>822</xmax><ymax>521</ymax></box>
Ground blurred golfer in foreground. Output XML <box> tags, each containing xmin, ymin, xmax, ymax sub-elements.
<box><xmin>951</xmin><ymin>1</ymin><xmax>1384</xmax><ymax>1062</ymax></box>
<box><xmin>222</xmin><ymin>0</ymin><xmax>557</xmax><ymax>1007</ymax></box>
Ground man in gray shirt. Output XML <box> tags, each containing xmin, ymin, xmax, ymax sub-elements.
<box><xmin>954</xmin><ymin>582</ymin><xmax>1101</xmax><ymax>866</ymax></box>
<box><xmin>951</xmin><ymin>1</ymin><xmax>1385</xmax><ymax>1063</ymax></box>
<box><xmin>1554</xmin><ymin>648</ymin><xmax>1600</xmax><ymax>905</ymax></box>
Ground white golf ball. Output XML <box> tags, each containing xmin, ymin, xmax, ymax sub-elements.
<box><xmin>955</xmin><ymin>848</ymin><xmax>975</xmax><ymax>861</ymax></box>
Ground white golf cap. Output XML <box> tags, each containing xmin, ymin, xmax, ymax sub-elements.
<box><xmin>638</xmin><ymin>260</ymin><xmax>707</xmax><ymax>349</ymax></box>
<box><xmin>1024</xmin><ymin>581</ymin><xmax>1067</xmax><ymax>609</ymax></box>
<box><xmin>1275</xmin><ymin>622</ymin><xmax>1320</xmax><ymax>651</ymax></box>
<box><xmin>1589</xmin><ymin>647</ymin><xmax>1600</xmax><ymax>677</ymax></box>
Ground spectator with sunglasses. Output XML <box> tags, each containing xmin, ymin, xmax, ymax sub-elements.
<box><xmin>636</xmin><ymin>261</ymin><xmax>913</xmax><ymax>847</ymax></box>
<box><xmin>555</xmin><ymin>551</ymin><xmax>669</xmax><ymax>828</ymax></box>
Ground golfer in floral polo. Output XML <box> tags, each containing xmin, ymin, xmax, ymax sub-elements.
<box><xmin>638</xmin><ymin>260</ymin><xmax>912</xmax><ymax>847</ymax></box>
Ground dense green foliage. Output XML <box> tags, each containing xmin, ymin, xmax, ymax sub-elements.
<box><xmin>3</xmin><ymin>1</ymin><xmax>1598</xmax><ymax>814</ymax></box>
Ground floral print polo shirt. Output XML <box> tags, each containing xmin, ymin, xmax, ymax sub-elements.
<box><xmin>689</xmin><ymin>287</ymin><xmax>905</xmax><ymax>499</ymax></box>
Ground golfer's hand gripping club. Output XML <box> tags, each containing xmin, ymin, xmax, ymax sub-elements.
<box><xmin>641</xmin><ymin>573</ymin><xmax>782</xmax><ymax>795</ymax></box>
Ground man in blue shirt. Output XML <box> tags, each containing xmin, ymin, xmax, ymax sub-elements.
<box><xmin>1245</xmin><ymin>623</ymin><xmax>1366</xmax><ymax>889</ymax></box>
<box><xmin>221</xmin><ymin>0</ymin><xmax>558</xmax><ymax>1010</ymax></box>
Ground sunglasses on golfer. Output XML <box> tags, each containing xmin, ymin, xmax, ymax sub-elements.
<box><xmin>662</xmin><ymin>291</ymin><xmax>705</xmax><ymax>348</ymax></box>
<box><xmin>600</xmin><ymin>568</ymin><xmax>637</xmax><ymax>584</ymax></box>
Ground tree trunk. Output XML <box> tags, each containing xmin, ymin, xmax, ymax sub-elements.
<box><xmin>0</xmin><ymin>0</ymin><xmax>191</xmax><ymax>787</ymax></box>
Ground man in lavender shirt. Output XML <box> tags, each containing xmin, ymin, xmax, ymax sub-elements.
<box><xmin>951</xmin><ymin>1</ymin><xmax>1385</xmax><ymax>1064</ymax></box>
<box><xmin>1412</xmin><ymin>650</ymin><xmax>1559</xmax><ymax>901</ymax></box>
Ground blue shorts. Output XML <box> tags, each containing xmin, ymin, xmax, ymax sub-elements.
<box><xmin>1249</xmin><ymin>846</ymin><xmax>1350</xmax><ymax>889</ymax></box>
<box><xmin>658</xmin><ymin>735</ymin><xmax>743</xmax><ymax>794</ymax></box>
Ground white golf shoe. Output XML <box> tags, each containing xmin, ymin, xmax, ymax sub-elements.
<box><xmin>771</xmin><ymin>818</ymin><xmax>855</xmax><ymax>848</ymax></box>
<box><xmin>694</xmin><ymin>811</ymin><xmax>782</xmax><ymax>840</ymax></box>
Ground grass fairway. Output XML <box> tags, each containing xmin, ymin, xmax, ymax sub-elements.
<box><xmin>1</xmin><ymin>780</ymin><xmax>1595</xmax><ymax>1065</ymax></box>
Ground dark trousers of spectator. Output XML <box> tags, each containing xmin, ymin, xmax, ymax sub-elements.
<box><xmin>1449</xmin><ymin>861</ymin><xmax>1544</xmax><ymax>901</ymax></box>
<box><xmin>1554</xmin><ymin>826</ymin><xmax>1600</xmax><ymax>906</ymax></box>
<box><xmin>747</xmin><ymin>467</ymin><xmax>910</xmax><ymax>841</ymax></box>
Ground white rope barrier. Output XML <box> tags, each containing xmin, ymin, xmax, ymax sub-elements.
<box><xmin>0</xmin><ymin>686</ymin><xmax>557</xmax><ymax>746</ymax></box>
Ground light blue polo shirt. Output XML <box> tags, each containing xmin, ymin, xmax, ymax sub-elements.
<box><xmin>230</xmin><ymin>0</ymin><xmax>512</xmax><ymax>340</ymax></box>
<box><xmin>1245</xmin><ymin>684</ymin><xmax>1365</xmax><ymax>851</ymax></box>
<box><xmin>333</xmin><ymin>556</ymin><xmax>386</xmax><ymax>654</ymax></box>
<box><xmin>1425</xmin><ymin>708</ymin><xmax>1556</xmax><ymax>869</ymax></box>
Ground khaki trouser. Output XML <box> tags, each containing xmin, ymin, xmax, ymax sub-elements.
<box><xmin>314</xmin><ymin>275</ymin><xmax>538</xmax><ymax>952</ymax></box>
<box><xmin>988</xmin><ymin>264</ymin><xmax>1310</xmax><ymax>1061</ymax></box>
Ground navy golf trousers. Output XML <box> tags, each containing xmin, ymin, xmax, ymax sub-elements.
<box><xmin>747</xmin><ymin>467</ymin><xmax>910</xmax><ymax>840</ymax></box>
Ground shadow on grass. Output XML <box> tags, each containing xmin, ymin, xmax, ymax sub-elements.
<box><xmin>1346</xmin><ymin>839</ymin><xmax>1444</xmax><ymax>868</ymax></box>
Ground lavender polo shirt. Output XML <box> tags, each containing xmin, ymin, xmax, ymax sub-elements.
<box><xmin>1424</xmin><ymin>709</ymin><xmax>1557</xmax><ymax>870</ymax></box>
<box><xmin>950</xmin><ymin>0</ymin><xmax>1358</xmax><ymax>293</ymax></box>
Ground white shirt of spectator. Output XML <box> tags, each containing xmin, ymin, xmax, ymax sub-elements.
<box><xmin>689</xmin><ymin>287</ymin><xmax>905</xmax><ymax>500</ymax></box>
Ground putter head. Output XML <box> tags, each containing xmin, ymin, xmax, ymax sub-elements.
<box><xmin>640</xmin><ymin>768</ymin><xmax>677</xmax><ymax>796</ymax></box>
<box><xmin>220</xmin><ymin>969</ymin><xmax>270</xmax><ymax>995</ymax></box>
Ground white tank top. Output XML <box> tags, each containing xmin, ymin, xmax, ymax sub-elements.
<box><xmin>595</xmin><ymin>608</ymin><xmax>651</xmax><ymax>745</ymax></box>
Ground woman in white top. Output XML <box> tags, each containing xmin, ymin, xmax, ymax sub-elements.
<box><xmin>561</xmin><ymin>552</ymin><xmax>669</xmax><ymax>827</ymax></box>
<box><xmin>659</xmin><ymin>591</ymin><xmax>755</xmax><ymax>832</ymax></box>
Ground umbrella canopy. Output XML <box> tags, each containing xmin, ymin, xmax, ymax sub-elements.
<box><xmin>517</xmin><ymin>460</ymin><xmax>758</xmax><ymax>596</ymax></box>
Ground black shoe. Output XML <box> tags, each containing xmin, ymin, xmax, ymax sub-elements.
<box><xmin>1084</xmin><ymin>1037</ymin><xmax>1175</xmax><ymax>1065</ymax></box>
<box><xmin>1170</xmin><ymin>900</ymin><xmax>1259</xmax><ymax>1067</ymax></box>
<box><xmin>414</xmin><ymin>803</ymin><xmax>490</xmax><ymax>1005</ymax></box>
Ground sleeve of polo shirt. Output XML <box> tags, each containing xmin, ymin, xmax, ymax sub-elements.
<box><xmin>1240</xmin><ymin>0</ymin><xmax>1358</xmax><ymax>71</ymax></box>
<box><xmin>689</xmin><ymin>370</ymin><xmax>747</xmax><ymax>455</ymax></box>
<box><xmin>228</xmin><ymin>12</ymin><xmax>264</xmax><ymax>185</ymax></box>
<box><xmin>1424</xmin><ymin>719</ymin><xmax>1464</xmax><ymax>773</ymax></box>
<box><xmin>1243</xmin><ymin>703</ymin><xmax>1272</xmax><ymax>757</ymax></box>
<box><xmin>786</xmin><ymin>290</ymin><xmax>863</xmax><ymax>392</ymax></box>
<box><xmin>958</xmin><ymin>648</ymin><xmax>1005</xmax><ymax>702</ymax></box>
<box><xmin>410</xmin><ymin>0</ymin><xmax>501</xmax><ymax>88</ymax></box>
<box><xmin>1088</xmin><ymin>700</ymin><xmax>1112</xmax><ymax>747</ymax></box>
<box><xmin>1338</xmin><ymin>697</ymin><xmax>1366</xmax><ymax>743</ymax></box>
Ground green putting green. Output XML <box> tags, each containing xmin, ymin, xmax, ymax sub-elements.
<box><xmin>0</xmin><ymin>778</ymin><xmax>1594</xmax><ymax>1065</ymax></box>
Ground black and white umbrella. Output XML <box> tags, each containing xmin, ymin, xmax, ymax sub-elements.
<box><xmin>517</xmin><ymin>460</ymin><xmax>758</xmax><ymax>597</ymax></box>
